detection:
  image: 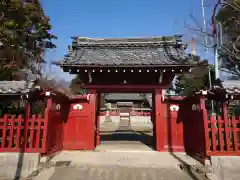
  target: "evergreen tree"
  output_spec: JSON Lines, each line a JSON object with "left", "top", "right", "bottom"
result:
{"left": 175, "top": 62, "right": 215, "bottom": 96}
{"left": 0, "top": 0, "right": 56, "bottom": 80}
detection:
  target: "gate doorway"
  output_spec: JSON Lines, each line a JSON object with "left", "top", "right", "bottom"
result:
{"left": 96, "top": 92, "right": 155, "bottom": 152}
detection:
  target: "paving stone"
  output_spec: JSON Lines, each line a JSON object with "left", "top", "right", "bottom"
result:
{"left": 46, "top": 165, "right": 196, "bottom": 180}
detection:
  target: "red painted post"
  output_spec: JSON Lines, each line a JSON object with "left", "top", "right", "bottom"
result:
{"left": 217, "top": 115, "right": 224, "bottom": 151}
{"left": 29, "top": 115, "right": 36, "bottom": 149}
{"left": 35, "top": 114, "right": 42, "bottom": 150}
{"left": 88, "top": 89, "right": 97, "bottom": 150}
{"left": 23, "top": 103, "right": 31, "bottom": 151}
{"left": 16, "top": 115, "right": 22, "bottom": 149}
{"left": 210, "top": 116, "right": 217, "bottom": 152}
{"left": 42, "top": 98, "right": 52, "bottom": 153}
{"left": 153, "top": 88, "right": 165, "bottom": 151}
{"left": 9, "top": 116, "right": 14, "bottom": 148}
{"left": 1, "top": 115, "right": 8, "bottom": 149}
{"left": 200, "top": 96, "right": 210, "bottom": 154}
{"left": 96, "top": 114, "right": 100, "bottom": 146}
{"left": 222, "top": 102, "right": 231, "bottom": 151}
{"left": 232, "top": 116, "right": 239, "bottom": 151}
{"left": 96, "top": 93, "right": 100, "bottom": 146}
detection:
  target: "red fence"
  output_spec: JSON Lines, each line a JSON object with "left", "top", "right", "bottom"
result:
{"left": 180, "top": 95, "right": 240, "bottom": 158}
{"left": 205, "top": 115, "right": 240, "bottom": 156}
{"left": 175, "top": 96, "right": 207, "bottom": 160}
{"left": 0, "top": 114, "right": 46, "bottom": 153}
{"left": 0, "top": 97, "right": 66, "bottom": 154}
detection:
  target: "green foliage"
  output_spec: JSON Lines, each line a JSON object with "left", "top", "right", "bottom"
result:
{"left": 0, "top": 1, "right": 56, "bottom": 115}
{"left": 175, "top": 63, "right": 215, "bottom": 96}
{"left": 229, "top": 105, "right": 240, "bottom": 116}
{"left": 0, "top": 0, "right": 56, "bottom": 80}
{"left": 0, "top": 99, "right": 25, "bottom": 116}
{"left": 69, "top": 75, "right": 88, "bottom": 94}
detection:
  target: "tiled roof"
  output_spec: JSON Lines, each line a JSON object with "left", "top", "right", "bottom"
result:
{"left": 105, "top": 93, "right": 145, "bottom": 101}
{"left": 55, "top": 36, "right": 198, "bottom": 67}
{"left": 222, "top": 80, "right": 240, "bottom": 94}
{"left": 0, "top": 81, "right": 35, "bottom": 94}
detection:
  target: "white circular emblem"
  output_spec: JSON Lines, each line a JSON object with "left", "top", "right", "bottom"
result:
{"left": 192, "top": 104, "right": 200, "bottom": 111}
{"left": 192, "top": 104, "right": 197, "bottom": 111}
{"left": 170, "top": 105, "right": 179, "bottom": 111}
{"left": 56, "top": 104, "right": 60, "bottom": 110}
{"left": 73, "top": 104, "right": 83, "bottom": 110}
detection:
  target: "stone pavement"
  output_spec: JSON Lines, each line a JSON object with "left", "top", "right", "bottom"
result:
{"left": 30, "top": 151, "right": 207, "bottom": 180}
{"left": 32, "top": 165, "right": 195, "bottom": 180}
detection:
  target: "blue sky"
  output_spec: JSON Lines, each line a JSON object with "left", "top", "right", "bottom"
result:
{"left": 41, "top": 0, "right": 214, "bottom": 81}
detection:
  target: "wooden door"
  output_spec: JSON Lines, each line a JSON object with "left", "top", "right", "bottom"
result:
{"left": 164, "top": 103, "right": 184, "bottom": 152}
{"left": 63, "top": 96, "right": 96, "bottom": 150}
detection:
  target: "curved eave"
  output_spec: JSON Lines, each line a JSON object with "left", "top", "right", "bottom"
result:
{"left": 53, "top": 62, "right": 198, "bottom": 68}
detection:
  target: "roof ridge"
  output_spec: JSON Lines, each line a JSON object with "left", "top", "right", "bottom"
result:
{"left": 71, "top": 35, "right": 183, "bottom": 46}
{"left": 72, "top": 35, "right": 182, "bottom": 39}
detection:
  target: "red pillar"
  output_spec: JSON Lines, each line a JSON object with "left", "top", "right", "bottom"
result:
{"left": 153, "top": 88, "right": 165, "bottom": 151}
{"left": 23, "top": 102, "right": 31, "bottom": 151}
{"left": 88, "top": 89, "right": 97, "bottom": 150}
{"left": 95, "top": 92, "right": 100, "bottom": 146}
{"left": 42, "top": 98, "right": 52, "bottom": 153}
{"left": 200, "top": 95, "right": 210, "bottom": 154}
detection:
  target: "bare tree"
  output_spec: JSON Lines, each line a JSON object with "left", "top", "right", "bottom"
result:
{"left": 185, "top": 0, "right": 240, "bottom": 76}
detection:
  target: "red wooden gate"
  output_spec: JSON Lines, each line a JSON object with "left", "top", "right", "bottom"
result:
{"left": 44, "top": 95, "right": 68, "bottom": 155}
{"left": 178, "top": 96, "right": 206, "bottom": 159}
{"left": 164, "top": 100, "right": 184, "bottom": 152}
{"left": 63, "top": 94, "right": 96, "bottom": 150}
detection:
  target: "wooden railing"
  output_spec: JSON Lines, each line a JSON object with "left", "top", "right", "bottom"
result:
{"left": 0, "top": 114, "right": 46, "bottom": 153}
{"left": 0, "top": 109, "right": 64, "bottom": 155}
{"left": 205, "top": 115, "right": 240, "bottom": 156}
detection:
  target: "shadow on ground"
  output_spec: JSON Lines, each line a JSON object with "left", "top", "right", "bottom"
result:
{"left": 100, "top": 130, "right": 154, "bottom": 149}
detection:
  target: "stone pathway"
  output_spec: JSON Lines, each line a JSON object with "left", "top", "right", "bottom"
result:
{"left": 117, "top": 118, "right": 131, "bottom": 131}
{"left": 30, "top": 151, "right": 207, "bottom": 180}
{"left": 35, "top": 165, "right": 195, "bottom": 180}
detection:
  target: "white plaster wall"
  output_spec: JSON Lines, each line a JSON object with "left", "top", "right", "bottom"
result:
{"left": 100, "top": 116, "right": 152, "bottom": 126}
{"left": 0, "top": 153, "right": 40, "bottom": 179}
{"left": 99, "top": 116, "right": 153, "bottom": 132}
{"left": 130, "top": 116, "right": 153, "bottom": 131}
{"left": 211, "top": 156, "right": 240, "bottom": 180}
{"left": 130, "top": 116, "right": 152, "bottom": 126}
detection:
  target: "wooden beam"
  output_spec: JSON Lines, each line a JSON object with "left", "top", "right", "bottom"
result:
{"left": 83, "top": 84, "right": 170, "bottom": 93}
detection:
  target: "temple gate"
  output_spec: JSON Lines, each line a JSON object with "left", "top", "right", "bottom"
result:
{"left": 55, "top": 36, "right": 198, "bottom": 151}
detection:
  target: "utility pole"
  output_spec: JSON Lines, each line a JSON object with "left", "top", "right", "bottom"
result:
{"left": 201, "top": 0, "right": 208, "bottom": 49}
{"left": 214, "top": 37, "right": 219, "bottom": 79}
{"left": 201, "top": 0, "right": 216, "bottom": 115}
{"left": 212, "top": 0, "right": 221, "bottom": 80}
